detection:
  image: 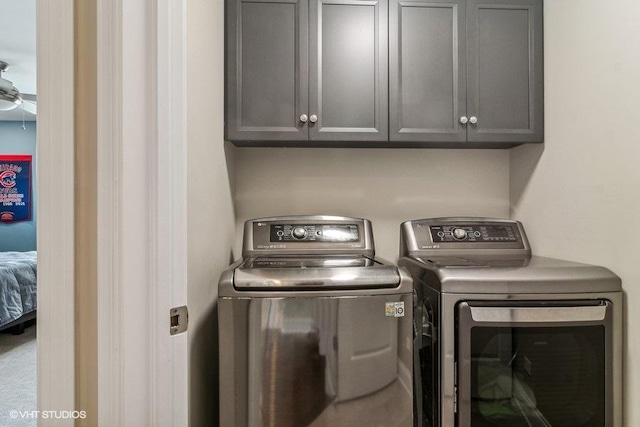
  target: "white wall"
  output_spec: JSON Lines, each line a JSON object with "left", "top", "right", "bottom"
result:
{"left": 186, "top": 0, "right": 236, "bottom": 426}
{"left": 510, "top": 0, "right": 640, "bottom": 424}
{"left": 235, "top": 148, "right": 510, "bottom": 261}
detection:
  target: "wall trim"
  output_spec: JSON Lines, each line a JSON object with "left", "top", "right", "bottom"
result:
{"left": 37, "top": 0, "right": 76, "bottom": 425}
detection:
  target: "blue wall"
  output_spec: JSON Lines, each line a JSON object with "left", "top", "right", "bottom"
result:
{"left": 0, "top": 121, "right": 37, "bottom": 251}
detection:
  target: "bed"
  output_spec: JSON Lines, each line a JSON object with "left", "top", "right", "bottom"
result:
{"left": 0, "top": 251, "right": 37, "bottom": 333}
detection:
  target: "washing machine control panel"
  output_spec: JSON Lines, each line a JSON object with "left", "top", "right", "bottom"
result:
{"left": 245, "top": 216, "right": 374, "bottom": 257}
{"left": 269, "top": 223, "right": 360, "bottom": 243}
{"left": 429, "top": 224, "right": 518, "bottom": 243}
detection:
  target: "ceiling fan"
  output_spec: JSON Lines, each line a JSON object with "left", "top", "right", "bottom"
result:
{"left": 0, "top": 61, "right": 36, "bottom": 115}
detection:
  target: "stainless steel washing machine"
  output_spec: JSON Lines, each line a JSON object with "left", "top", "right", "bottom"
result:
{"left": 398, "top": 217, "right": 622, "bottom": 427}
{"left": 219, "top": 216, "right": 414, "bottom": 427}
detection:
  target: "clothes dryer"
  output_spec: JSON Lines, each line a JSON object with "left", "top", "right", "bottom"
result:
{"left": 398, "top": 217, "right": 622, "bottom": 427}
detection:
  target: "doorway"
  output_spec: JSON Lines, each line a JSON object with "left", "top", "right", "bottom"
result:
{"left": 0, "top": 1, "right": 38, "bottom": 425}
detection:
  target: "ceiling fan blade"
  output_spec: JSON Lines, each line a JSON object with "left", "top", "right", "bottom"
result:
{"left": 0, "top": 77, "right": 14, "bottom": 93}
{"left": 21, "top": 93, "right": 37, "bottom": 103}
{"left": 20, "top": 100, "right": 37, "bottom": 116}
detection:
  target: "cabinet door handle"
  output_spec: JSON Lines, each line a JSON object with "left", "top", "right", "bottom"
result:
{"left": 459, "top": 116, "right": 468, "bottom": 124}
{"left": 309, "top": 114, "right": 318, "bottom": 123}
{"left": 469, "top": 116, "right": 478, "bottom": 124}
{"left": 299, "top": 114, "right": 308, "bottom": 123}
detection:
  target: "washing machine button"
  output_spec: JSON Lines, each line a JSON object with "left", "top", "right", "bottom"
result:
{"left": 453, "top": 228, "right": 467, "bottom": 240}
{"left": 292, "top": 226, "right": 307, "bottom": 239}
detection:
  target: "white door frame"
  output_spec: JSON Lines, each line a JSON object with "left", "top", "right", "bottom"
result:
{"left": 95, "top": 0, "right": 189, "bottom": 426}
{"left": 37, "top": 1, "right": 76, "bottom": 424}
{"left": 154, "top": 0, "right": 189, "bottom": 424}
{"left": 37, "top": 0, "right": 188, "bottom": 425}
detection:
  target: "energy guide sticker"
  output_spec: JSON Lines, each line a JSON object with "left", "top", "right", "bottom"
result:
{"left": 385, "top": 302, "right": 405, "bottom": 317}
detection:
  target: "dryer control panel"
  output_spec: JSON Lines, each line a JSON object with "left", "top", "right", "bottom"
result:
{"left": 429, "top": 224, "right": 518, "bottom": 243}
{"left": 400, "top": 217, "right": 531, "bottom": 258}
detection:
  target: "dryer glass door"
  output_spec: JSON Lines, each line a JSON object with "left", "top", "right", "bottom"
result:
{"left": 455, "top": 300, "right": 612, "bottom": 427}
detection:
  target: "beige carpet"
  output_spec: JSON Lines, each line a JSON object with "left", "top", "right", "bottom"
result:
{"left": 0, "top": 324, "right": 37, "bottom": 427}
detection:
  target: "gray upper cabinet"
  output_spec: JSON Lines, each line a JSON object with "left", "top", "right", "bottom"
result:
{"left": 228, "top": 0, "right": 543, "bottom": 147}
{"left": 226, "top": 0, "right": 309, "bottom": 142}
{"left": 389, "top": 0, "right": 467, "bottom": 144}
{"left": 389, "top": 0, "right": 543, "bottom": 146}
{"left": 309, "top": 0, "right": 388, "bottom": 142}
{"left": 467, "top": 0, "right": 543, "bottom": 144}
{"left": 226, "top": 0, "right": 388, "bottom": 145}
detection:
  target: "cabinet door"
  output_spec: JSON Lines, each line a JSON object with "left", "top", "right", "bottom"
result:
{"left": 466, "top": 0, "right": 543, "bottom": 144}
{"left": 389, "top": 0, "right": 467, "bottom": 144}
{"left": 309, "top": 0, "right": 388, "bottom": 142}
{"left": 226, "top": 0, "right": 309, "bottom": 141}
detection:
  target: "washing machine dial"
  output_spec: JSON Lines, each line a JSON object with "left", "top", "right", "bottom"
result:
{"left": 453, "top": 228, "right": 467, "bottom": 240}
{"left": 292, "top": 226, "right": 307, "bottom": 240}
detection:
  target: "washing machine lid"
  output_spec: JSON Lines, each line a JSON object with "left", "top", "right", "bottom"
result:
{"left": 406, "top": 255, "right": 621, "bottom": 294}
{"left": 233, "top": 255, "right": 401, "bottom": 290}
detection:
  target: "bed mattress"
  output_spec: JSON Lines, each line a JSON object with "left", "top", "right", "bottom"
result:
{"left": 0, "top": 251, "right": 37, "bottom": 329}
